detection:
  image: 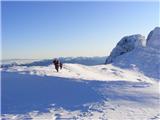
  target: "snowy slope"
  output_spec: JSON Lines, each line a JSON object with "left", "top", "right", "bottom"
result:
{"left": 1, "top": 27, "right": 160, "bottom": 120}
{"left": 112, "top": 47, "right": 160, "bottom": 80}
{"left": 1, "top": 62, "right": 159, "bottom": 120}
{"left": 2, "top": 63, "right": 154, "bottom": 83}
{"left": 1, "top": 69, "right": 159, "bottom": 120}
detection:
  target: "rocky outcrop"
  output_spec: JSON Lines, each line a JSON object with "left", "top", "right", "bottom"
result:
{"left": 105, "top": 27, "right": 160, "bottom": 79}
{"left": 105, "top": 34, "right": 145, "bottom": 64}
{"left": 146, "top": 27, "right": 160, "bottom": 49}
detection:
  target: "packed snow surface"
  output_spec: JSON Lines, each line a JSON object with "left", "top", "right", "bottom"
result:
{"left": 113, "top": 47, "right": 160, "bottom": 80}
{"left": 2, "top": 63, "right": 154, "bottom": 83}
{"left": 1, "top": 61, "right": 160, "bottom": 120}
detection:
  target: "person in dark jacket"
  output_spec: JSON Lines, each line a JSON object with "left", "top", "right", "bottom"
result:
{"left": 59, "top": 62, "right": 63, "bottom": 69}
{"left": 53, "top": 58, "right": 59, "bottom": 72}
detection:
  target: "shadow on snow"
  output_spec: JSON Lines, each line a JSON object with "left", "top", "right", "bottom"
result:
{"left": 2, "top": 72, "right": 103, "bottom": 114}
{"left": 1, "top": 71, "right": 156, "bottom": 115}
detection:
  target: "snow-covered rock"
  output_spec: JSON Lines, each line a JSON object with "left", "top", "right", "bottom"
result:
{"left": 146, "top": 27, "right": 160, "bottom": 49}
{"left": 105, "top": 27, "right": 160, "bottom": 80}
{"left": 105, "top": 34, "right": 145, "bottom": 64}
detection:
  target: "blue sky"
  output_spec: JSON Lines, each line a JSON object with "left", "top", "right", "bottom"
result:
{"left": 2, "top": 1, "right": 159, "bottom": 59}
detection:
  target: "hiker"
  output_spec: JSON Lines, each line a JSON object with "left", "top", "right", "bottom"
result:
{"left": 59, "top": 62, "right": 63, "bottom": 69}
{"left": 53, "top": 58, "right": 59, "bottom": 72}
{"left": 53, "top": 58, "right": 63, "bottom": 72}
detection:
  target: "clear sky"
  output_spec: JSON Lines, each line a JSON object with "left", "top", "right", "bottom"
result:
{"left": 2, "top": 1, "right": 159, "bottom": 59}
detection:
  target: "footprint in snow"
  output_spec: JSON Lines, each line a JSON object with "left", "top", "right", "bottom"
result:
{"left": 137, "top": 78, "right": 142, "bottom": 81}
{"left": 101, "top": 68, "right": 107, "bottom": 70}
{"left": 150, "top": 114, "right": 160, "bottom": 120}
{"left": 110, "top": 108, "right": 115, "bottom": 111}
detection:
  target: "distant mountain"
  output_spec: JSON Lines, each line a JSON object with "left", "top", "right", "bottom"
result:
{"left": 59, "top": 56, "right": 106, "bottom": 66}
{"left": 1, "top": 56, "right": 106, "bottom": 68}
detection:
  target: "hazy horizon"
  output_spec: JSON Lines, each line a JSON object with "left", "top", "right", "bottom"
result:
{"left": 2, "top": 1, "right": 159, "bottom": 59}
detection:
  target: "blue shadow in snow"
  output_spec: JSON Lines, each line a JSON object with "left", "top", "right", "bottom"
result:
{"left": 2, "top": 71, "right": 156, "bottom": 115}
{"left": 1, "top": 72, "right": 103, "bottom": 114}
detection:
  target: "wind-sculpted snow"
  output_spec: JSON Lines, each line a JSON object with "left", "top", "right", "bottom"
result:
{"left": 1, "top": 72, "right": 103, "bottom": 114}
{"left": 113, "top": 47, "right": 160, "bottom": 80}
{"left": 1, "top": 62, "right": 159, "bottom": 119}
{"left": 1, "top": 63, "right": 154, "bottom": 83}
{"left": 1, "top": 71, "right": 159, "bottom": 120}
